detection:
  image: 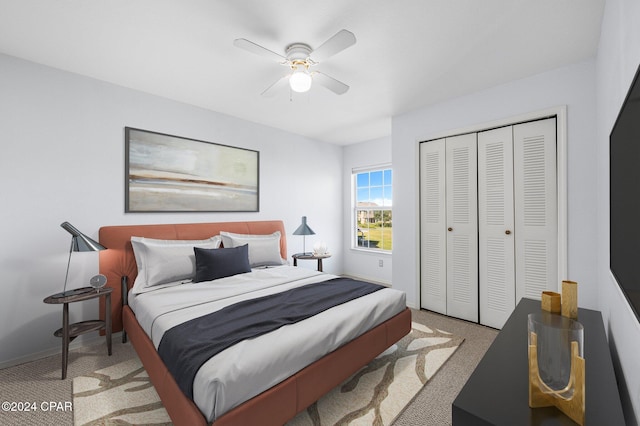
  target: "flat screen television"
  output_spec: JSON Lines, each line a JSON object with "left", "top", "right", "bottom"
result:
{"left": 610, "top": 61, "right": 640, "bottom": 324}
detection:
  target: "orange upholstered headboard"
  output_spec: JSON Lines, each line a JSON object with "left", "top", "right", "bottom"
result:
{"left": 98, "top": 220, "right": 287, "bottom": 333}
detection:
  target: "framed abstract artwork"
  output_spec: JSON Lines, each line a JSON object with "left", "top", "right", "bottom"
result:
{"left": 125, "top": 127, "right": 259, "bottom": 212}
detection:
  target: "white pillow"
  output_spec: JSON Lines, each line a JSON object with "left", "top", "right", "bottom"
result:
{"left": 130, "top": 235, "right": 222, "bottom": 294}
{"left": 220, "top": 231, "right": 285, "bottom": 267}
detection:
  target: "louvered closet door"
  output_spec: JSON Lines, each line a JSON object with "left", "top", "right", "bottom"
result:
{"left": 513, "top": 118, "right": 557, "bottom": 302}
{"left": 445, "top": 134, "right": 478, "bottom": 322}
{"left": 420, "top": 139, "right": 447, "bottom": 314}
{"left": 478, "top": 126, "right": 515, "bottom": 329}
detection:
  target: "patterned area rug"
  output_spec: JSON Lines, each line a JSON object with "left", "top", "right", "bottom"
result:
{"left": 72, "top": 323, "right": 463, "bottom": 425}
{"left": 72, "top": 357, "right": 171, "bottom": 426}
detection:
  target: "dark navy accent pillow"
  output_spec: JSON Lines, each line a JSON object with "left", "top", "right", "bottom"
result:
{"left": 193, "top": 244, "right": 251, "bottom": 282}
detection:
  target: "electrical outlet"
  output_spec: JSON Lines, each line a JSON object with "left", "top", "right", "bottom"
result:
{"left": 378, "top": 259, "right": 383, "bottom": 267}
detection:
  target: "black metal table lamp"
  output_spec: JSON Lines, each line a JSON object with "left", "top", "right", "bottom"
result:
{"left": 51, "top": 222, "right": 107, "bottom": 298}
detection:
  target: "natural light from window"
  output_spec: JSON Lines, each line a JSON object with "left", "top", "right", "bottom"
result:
{"left": 354, "top": 167, "right": 392, "bottom": 251}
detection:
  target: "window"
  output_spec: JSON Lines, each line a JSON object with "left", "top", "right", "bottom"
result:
{"left": 354, "top": 167, "right": 392, "bottom": 251}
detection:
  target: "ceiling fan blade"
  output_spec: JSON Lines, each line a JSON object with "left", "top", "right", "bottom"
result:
{"left": 313, "top": 71, "right": 349, "bottom": 95}
{"left": 309, "top": 29, "right": 356, "bottom": 63}
{"left": 233, "top": 38, "right": 287, "bottom": 63}
{"left": 261, "top": 74, "right": 291, "bottom": 97}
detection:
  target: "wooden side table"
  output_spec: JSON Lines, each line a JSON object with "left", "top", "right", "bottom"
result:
{"left": 43, "top": 287, "right": 112, "bottom": 379}
{"left": 292, "top": 253, "right": 331, "bottom": 272}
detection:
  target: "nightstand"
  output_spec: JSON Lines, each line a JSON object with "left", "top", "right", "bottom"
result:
{"left": 43, "top": 287, "right": 112, "bottom": 379}
{"left": 292, "top": 253, "right": 331, "bottom": 272}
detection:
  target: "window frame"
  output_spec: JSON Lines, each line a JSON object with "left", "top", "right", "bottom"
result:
{"left": 352, "top": 165, "right": 392, "bottom": 253}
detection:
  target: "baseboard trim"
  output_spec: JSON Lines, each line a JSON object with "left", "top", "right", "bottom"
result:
{"left": 0, "top": 331, "right": 123, "bottom": 370}
{"left": 341, "top": 274, "right": 391, "bottom": 287}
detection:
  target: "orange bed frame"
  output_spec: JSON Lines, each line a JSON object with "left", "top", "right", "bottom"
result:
{"left": 99, "top": 220, "right": 411, "bottom": 426}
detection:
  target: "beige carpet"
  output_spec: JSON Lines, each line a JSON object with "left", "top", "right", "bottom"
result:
{"left": 72, "top": 323, "right": 463, "bottom": 425}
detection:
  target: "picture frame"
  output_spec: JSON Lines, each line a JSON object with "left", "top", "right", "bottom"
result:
{"left": 125, "top": 127, "right": 259, "bottom": 212}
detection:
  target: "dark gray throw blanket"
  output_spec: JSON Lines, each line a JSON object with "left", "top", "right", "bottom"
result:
{"left": 157, "top": 277, "right": 384, "bottom": 399}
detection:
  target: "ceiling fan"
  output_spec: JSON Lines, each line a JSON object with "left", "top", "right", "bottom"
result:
{"left": 233, "top": 29, "right": 356, "bottom": 97}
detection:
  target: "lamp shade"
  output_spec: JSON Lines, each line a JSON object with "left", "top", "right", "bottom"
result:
{"left": 293, "top": 216, "right": 315, "bottom": 236}
{"left": 51, "top": 222, "right": 107, "bottom": 299}
{"left": 61, "top": 222, "right": 106, "bottom": 252}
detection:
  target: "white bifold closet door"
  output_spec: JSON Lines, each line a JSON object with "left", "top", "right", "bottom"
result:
{"left": 420, "top": 139, "right": 447, "bottom": 314}
{"left": 478, "top": 118, "right": 557, "bottom": 328}
{"left": 420, "top": 134, "right": 478, "bottom": 322}
{"left": 421, "top": 117, "right": 557, "bottom": 329}
{"left": 478, "top": 126, "right": 516, "bottom": 329}
{"left": 445, "top": 134, "right": 478, "bottom": 322}
{"left": 513, "top": 118, "right": 558, "bottom": 303}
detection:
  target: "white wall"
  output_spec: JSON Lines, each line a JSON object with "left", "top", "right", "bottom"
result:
{"left": 391, "top": 59, "right": 598, "bottom": 312}
{"left": 342, "top": 136, "right": 392, "bottom": 284}
{"left": 596, "top": 0, "right": 640, "bottom": 423}
{"left": 0, "top": 53, "right": 343, "bottom": 367}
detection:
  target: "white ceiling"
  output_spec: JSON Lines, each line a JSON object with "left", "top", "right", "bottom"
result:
{"left": 0, "top": 0, "right": 604, "bottom": 145}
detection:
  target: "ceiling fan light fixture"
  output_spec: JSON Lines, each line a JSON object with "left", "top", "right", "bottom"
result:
{"left": 234, "top": 30, "right": 356, "bottom": 97}
{"left": 289, "top": 68, "right": 312, "bottom": 93}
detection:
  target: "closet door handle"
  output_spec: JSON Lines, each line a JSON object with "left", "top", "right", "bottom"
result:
{"left": 505, "top": 230, "right": 511, "bottom": 235}
{"left": 448, "top": 227, "right": 453, "bottom": 232}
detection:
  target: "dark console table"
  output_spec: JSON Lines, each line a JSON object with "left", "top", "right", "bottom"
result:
{"left": 453, "top": 298, "right": 625, "bottom": 425}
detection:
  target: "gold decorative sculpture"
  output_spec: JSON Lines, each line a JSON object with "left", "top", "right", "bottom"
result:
{"left": 562, "top": 280, "right": 578, "bottom": 319}
{"left": 541, "top": 291, "right": 561, "bottom": 314}
{"left": 529, "top": 281, "right": 585, "bottom": 425}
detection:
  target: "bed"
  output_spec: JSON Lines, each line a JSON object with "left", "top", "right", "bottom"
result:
{"left": 98, "top": 220, "right": 411, "bottom": 426}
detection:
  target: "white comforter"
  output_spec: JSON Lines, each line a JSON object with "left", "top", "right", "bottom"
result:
{"left": 129, "top": 266, "right": 406, "bottom": 422}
